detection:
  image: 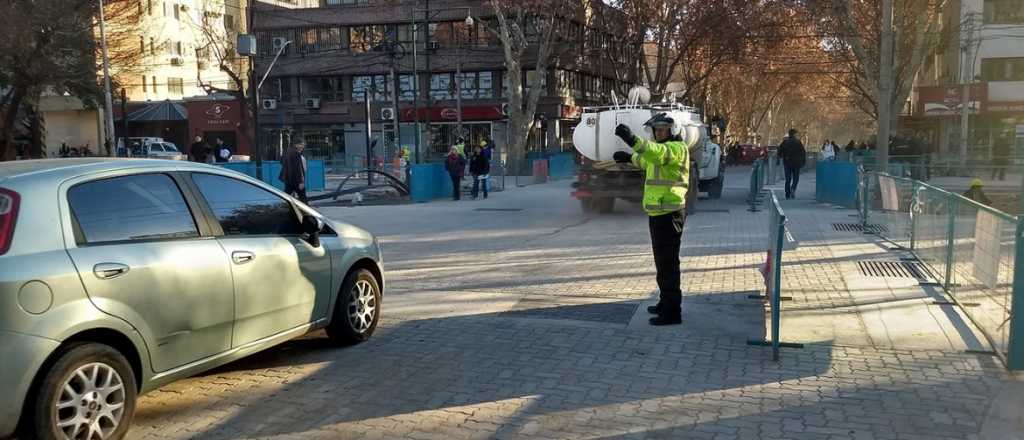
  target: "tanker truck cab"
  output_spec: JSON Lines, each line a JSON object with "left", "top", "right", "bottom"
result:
{"left": 695, "top": 136, "right": 725, "bottom": 199}
{"left": 571, "top": 103, "right": 712, "bottom": 213}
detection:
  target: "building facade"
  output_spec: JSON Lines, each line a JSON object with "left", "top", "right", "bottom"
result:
{"left": 251, "top": 0, "right": 639, "bottom": 166}
{"left": 907, "top": 0, "right": 1024, "bottom": 159}
{"left": 123, "top": 0, "right": 249, "bottom": 101}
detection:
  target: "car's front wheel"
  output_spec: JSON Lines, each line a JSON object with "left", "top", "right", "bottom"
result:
{"left": 326, "top": 268, "right": 381, "bottom": 345}
{"left": 29, "top": 342, "right": 137, "bottom": 440}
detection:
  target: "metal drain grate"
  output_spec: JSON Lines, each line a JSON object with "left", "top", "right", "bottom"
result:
{"left": 833, "top": 223, "right": 888, "bottom": 233}
{"left": 475, "top": 208, "right": 524, "bottom": 212}
{"left": 857, "top": 260, "right": 931, "bottom": 279}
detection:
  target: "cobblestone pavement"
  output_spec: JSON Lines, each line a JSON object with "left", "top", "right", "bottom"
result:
{"left": 128, "top": 169, "right": 1021, "bottom": 440}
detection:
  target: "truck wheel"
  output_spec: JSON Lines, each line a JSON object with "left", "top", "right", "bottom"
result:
{"left": 594, "top": 197, "right": 615, "bottom": 213}
{"left": 711, "top": 174, "right": 724, "bottom": 199}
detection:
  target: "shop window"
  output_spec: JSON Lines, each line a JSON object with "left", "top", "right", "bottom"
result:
{"left": 984, "top": 0, "right": 1024, "bottom": 24}
{"left": 430, "top": 73, "right": 454, "bottom": 100}
{"left": 981, "top": 57, "right": 1024, "bottom": 82}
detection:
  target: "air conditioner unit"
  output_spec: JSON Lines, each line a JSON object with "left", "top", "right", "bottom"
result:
{"left": 380, "top": 107, "right": 395, "bottom": 121}
{"left": 169, "top": 57, "right": 184, "bottom": 66}
{"left": 272, "top": 37, "right": 288, "bottom": 51}
{"left": 261, "top": 98, "right": 278, "bottom": 110}
{"left": 305, "top": 98, "right": 321, "bottom": 109}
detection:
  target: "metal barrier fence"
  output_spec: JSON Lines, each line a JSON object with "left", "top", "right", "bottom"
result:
{"left": 748, "top": 158, "right": 766, "bottom": 211}
{"left": 862, "top": 171, "right": 1024, "bottom": 369}
{"left": 747, "top": 189, "right": 795, "bottom": 360}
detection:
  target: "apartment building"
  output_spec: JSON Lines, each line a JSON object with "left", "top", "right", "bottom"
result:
{"left": 251, "top": 0, "right": 640, "bottom": 164}
{"left": 907, "top": 0, "right": 1024, "bottom": 158}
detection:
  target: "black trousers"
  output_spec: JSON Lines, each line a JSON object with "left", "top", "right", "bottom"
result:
{"left": 649, "top": 211, "right": 684, "bottom": 317}
{"left": 285, "top": 183, "right": 307, "bottom": 203}
{"left": 451, "top": 175, "right": 461, "bottom": 200}
{"left": 784, "top": 166, "right": 801, "bottom": 198}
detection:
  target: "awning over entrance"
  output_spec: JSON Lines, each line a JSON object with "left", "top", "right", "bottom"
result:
{"left": 125, "top": 100, "right": 188, "bottom": 122}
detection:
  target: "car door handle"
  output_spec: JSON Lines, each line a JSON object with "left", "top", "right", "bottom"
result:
{"left": 93, "top": 263, "right": 130, "bottom": 280}
{"left": 232, "top": 251, "right": 255, "bottom": 265}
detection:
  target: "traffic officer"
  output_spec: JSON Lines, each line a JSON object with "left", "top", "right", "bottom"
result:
{"left": 613, "top": 113, "right": 690, "bottom": 326}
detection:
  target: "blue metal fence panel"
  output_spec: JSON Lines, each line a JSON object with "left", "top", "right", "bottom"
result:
{"left": 815, "top": 161, "right": 859, "bottom": 208}
{"left": 215, "top": 160, "right": 325, "bottom": 192}
{"left": 410, "top": 163, "right": 452, "bottom": 202}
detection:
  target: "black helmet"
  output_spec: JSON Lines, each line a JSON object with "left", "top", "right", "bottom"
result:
{"left": 643, "top": 112, "right": 675, "bottom": 128}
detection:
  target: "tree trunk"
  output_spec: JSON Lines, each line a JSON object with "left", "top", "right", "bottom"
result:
{"left": 29, "top": 107, "right": 44, "bottom": 158}
{"left": 0, "top": 86, "right": 26, "bottom": 161}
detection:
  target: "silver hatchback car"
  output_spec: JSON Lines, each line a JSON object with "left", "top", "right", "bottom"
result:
{"left": 0, "top": 159, "right": 384, "bottom": 440}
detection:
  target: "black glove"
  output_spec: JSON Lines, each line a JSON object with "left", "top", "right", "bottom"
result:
{"left": 613, "top": 151, "right": 632, "bottom": 163}
{"left": 615, "top": 124, "right": 636, "bottom": 146}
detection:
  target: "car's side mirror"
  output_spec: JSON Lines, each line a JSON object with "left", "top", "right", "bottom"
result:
{"left": 301, "top": 214, "right": 324, "bottom": 247}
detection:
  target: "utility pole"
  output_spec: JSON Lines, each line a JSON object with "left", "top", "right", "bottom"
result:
{"left": 389, "top": 42, "right": 403, "bottom": 160}
{"left": 246, "top": 0, "right": 262, "bottom": 178}
{"left": 120, "top": 88, "right": 128, "bottom": 155}
{"left": 365, "top": 92, "right": 373, "bottom": 186}
{"left": 410, "top": 8, "right": 421, "bottom": 163}
{"left": 876, "top": 0, "right": 894, "bottom": 173}
{"left": 959, "top": 13, "right": 976, "bottom": 161}
{"left": 97, "top": 0, "right": 117, "bottom": 157}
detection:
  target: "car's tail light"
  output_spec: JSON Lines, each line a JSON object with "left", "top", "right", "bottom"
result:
{"left": 0, "top": 188, "right": 20, "bottom": 255}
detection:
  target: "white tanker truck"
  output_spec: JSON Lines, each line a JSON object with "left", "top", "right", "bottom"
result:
{"left": 570, "top": 102, "right": 724, "bottom": 214}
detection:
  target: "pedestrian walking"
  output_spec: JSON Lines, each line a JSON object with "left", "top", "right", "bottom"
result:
{"left": 190, "top": 136, "right": 211, "bottom": 163}
{"left": 821, "top": 139, "right": 836, "bottom": 161}
{"left": 279, "top": 141, "right": 308, "bottom": 203}
{"left": 214, "top": 138, "right": 232, "bottom": 163}
{"left": 963, "top": 179, "right": 992, "bottom": 205}
{"left": 470, "top": 145, "right": 490, "bottom": 199}
{"left": 445, "top": 146, "right": 466, "bottom": 201}
{"left": 612, "top": 113, "right": 689, "bottom": 326}
{"left": 991, "top": 134, "right": 1011, "bottom": 181}
{"left": 778, "top": 128, "right": 806, "bottom": 199}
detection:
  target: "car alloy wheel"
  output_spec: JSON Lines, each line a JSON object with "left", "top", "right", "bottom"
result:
{"left": 347, "top": 279, "right": 377, "bottom": 333}
{"left": 55, "top": 362, "right": 127, "bottom": 440}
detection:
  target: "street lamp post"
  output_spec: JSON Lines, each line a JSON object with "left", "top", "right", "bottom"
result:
{"left": 97, "top": 1, "right": 117, "bottom": 156}
{"left": 253, "top": 40, "right": 292, "bottom": 178}
{"left": 410, "top": 5, "right": 473, "bottom": 162}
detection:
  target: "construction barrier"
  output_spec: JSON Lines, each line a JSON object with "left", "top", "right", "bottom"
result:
{"left": 748, "top": 190, "right": 794, "bottom": 360}
{"left": 815, "top": 161, "right": 860, "bottom": 208}
{"left": 862, "top": 171, "right": 1024, "bottom": 370}
{"left": 409, "top": 163, "right": 453, "bottom": 202}
{"left": 217, "top": 160, "right": 326, "bottom": 192}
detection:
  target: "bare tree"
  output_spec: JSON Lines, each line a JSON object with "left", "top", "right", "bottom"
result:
{"left": 808, "top": 0, "right": 951, "bottom": 132}
{"left": 486, "top": 0, "right": 573, "bottom": 174}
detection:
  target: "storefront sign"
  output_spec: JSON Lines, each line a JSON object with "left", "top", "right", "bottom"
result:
{"left": 917, "top": 83, "right": 987, "bottom": 116}
{"left": 986, "top": 101, "right": 1024, "bottom": 113}
{"left": 401, "top": 105, "right": 505, "bottom": 121}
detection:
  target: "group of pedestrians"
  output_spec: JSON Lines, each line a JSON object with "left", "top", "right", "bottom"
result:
{"left": 189, "top": 136, "right": 233, "bottom": 163}
{"left": 445, "top": 138, "right": 494, "bottom": 201}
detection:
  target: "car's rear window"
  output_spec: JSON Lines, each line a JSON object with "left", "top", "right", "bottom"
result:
{"left": 68, "top": 174, "right": 199, "bottom": 244}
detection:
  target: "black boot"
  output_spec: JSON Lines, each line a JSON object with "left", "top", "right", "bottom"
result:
{"left": 646, "top": 304, "right": 661, "bottom": 314}
{"left": 649, "top": 313, "right": 682, "bottom": 326}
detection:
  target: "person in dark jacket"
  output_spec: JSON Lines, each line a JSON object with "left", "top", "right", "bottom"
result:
{"left": 963, "top": 179, "right": 992, "bottom": 205}
{"left": 778, "top": 128, "right": 807, "bottom": 199}
{"left": 279, "top": 141, "right": 308, "bottom": 203}
{"left": 445, "top": 146, "right": 466, "bottom": 201}
{"left": 470, "top": 145, "right": 490, "bottom": 199}
{"left": 190, "top": 136, "right": 211, "bottom": 163}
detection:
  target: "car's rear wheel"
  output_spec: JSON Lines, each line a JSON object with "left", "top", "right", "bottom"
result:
{"left": 326, "top": 268, "right": 381, "bottom": 345}
{"left": 29, "top": 343, "right": 137, "bottom": 440}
